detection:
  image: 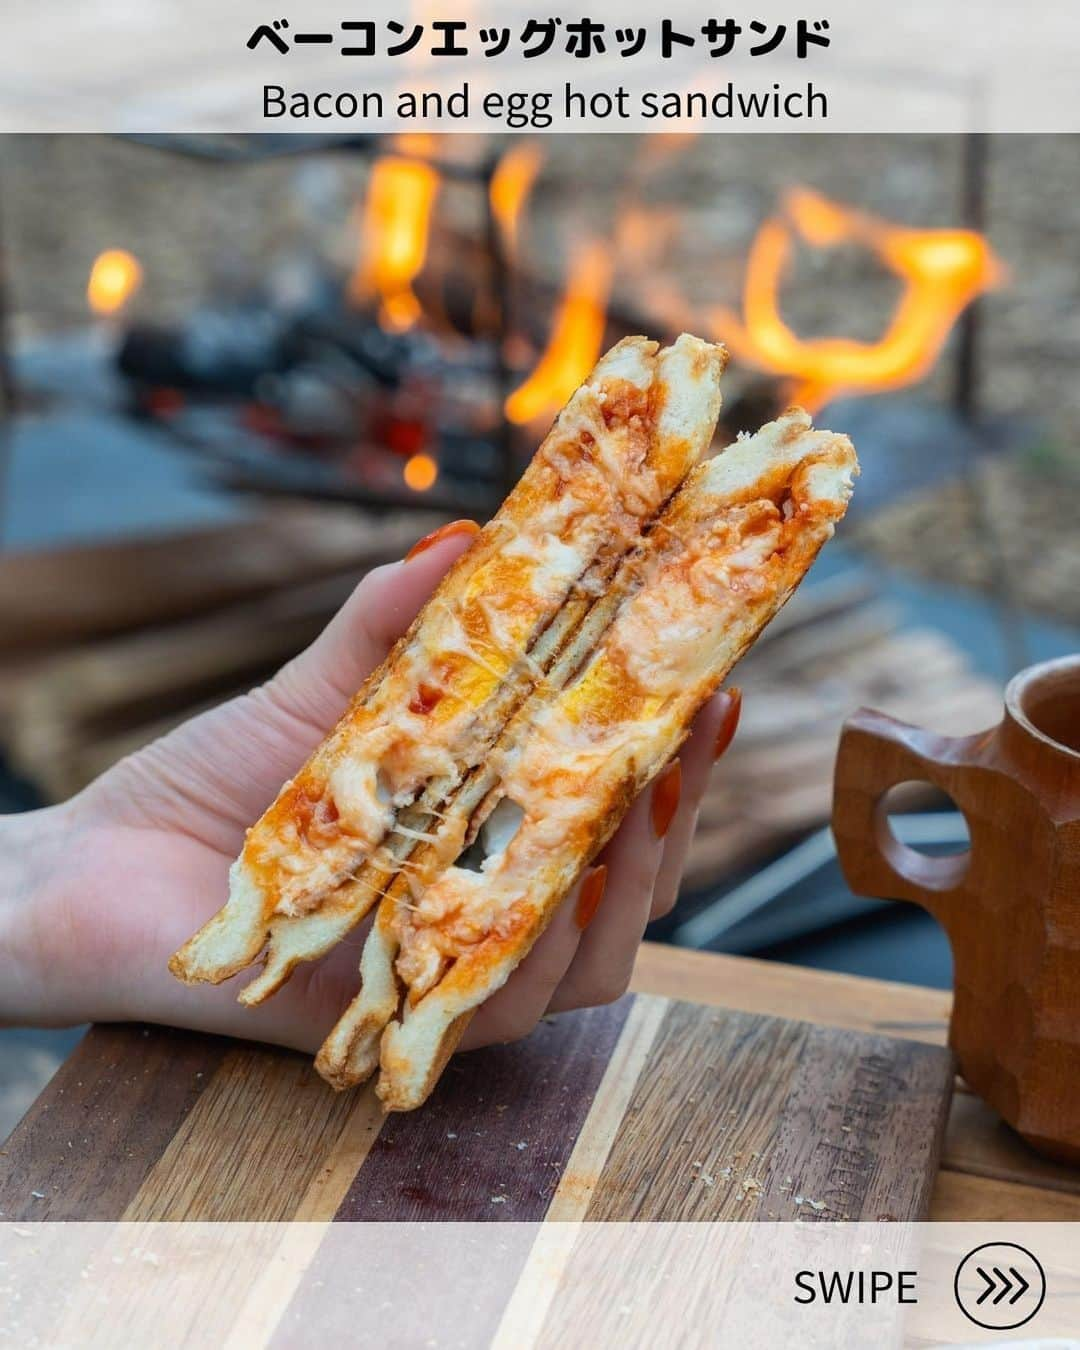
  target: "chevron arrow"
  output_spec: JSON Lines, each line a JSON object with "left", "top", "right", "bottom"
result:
{"left": 1007, "top": 1267, "right": 1030, "bottom": 1305}
{"left": 975, "top": 1265, "right": 1030, "bottom": 1306}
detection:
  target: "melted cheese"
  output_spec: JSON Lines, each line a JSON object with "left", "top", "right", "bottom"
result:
{"left": 391, "top": 415, "right": 857, "bottom": 988}
{"left": 328, "top": 760, "right": 393, "bottom": 843}
{"left": 235, "top": 336, "right": 727, "bottom": 925}
{"left": 501, "top": 527, "right": 585, "bottom": 589}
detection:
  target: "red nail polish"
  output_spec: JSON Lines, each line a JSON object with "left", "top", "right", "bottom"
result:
{"left": 405, "top": 518, "right": 481, "bottom": 562}
{"left": 713, "top": 687, "right": 742, "bottom": 760}
{"left": 651, "top": 760, "right": 682, "bottom": 840}
{"left": 575, "top": 865, "right": 609, "bottom": 930}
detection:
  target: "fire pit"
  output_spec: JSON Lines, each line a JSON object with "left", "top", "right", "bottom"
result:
{"left": 1, "top": 131, "right": 1007, "bottom": 529}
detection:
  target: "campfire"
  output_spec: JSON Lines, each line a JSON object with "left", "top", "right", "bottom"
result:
{"left": 94, "top": 135, "right": 1005, "bottom": 519}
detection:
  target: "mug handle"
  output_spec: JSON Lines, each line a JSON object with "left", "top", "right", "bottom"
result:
{"left": 833, "top": 707, "right": 983, "bottom": 916}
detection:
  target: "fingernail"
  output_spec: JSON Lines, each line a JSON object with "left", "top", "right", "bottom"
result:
{"left": 405, "top": 518, "right": 481, "bottom": 562}
{"left": 575, "top": 864, "right": 608, "bottom": 930}
{"left": 713, "top": 687, "right": 742, "bottom": 760}
{"left": 651, "top": 759, "right": 682, "bottom": 840}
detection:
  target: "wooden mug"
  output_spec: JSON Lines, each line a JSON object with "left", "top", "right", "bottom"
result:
{"left": 833, "top": 654, "right": 1080, "bottom": 1164}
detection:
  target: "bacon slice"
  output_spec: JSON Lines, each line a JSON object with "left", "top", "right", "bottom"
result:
{"left": 317, "top": 408, "right": 857, "bottom": 1107}
{"left": 169, "top": 335, "right": 727, "bottom": 989}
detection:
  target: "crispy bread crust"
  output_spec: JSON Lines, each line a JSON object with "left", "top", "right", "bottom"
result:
{"left": 171, "top": 335, "right": 727, "bottom": 989}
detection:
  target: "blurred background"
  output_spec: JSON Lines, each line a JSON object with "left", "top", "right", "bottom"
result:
{"left": 2, "top": 132, "right": 1078, "bottom": 1139}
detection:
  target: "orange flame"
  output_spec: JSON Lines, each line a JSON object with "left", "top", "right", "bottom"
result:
{"left": 490, "top": 143, "right": 544, "bottom": 258}
{"left": 505, "top": 240, "right": 612, "bottom": 426}
{"left": 351, "top": 135, "right": 440, "bottom": 332}
{"left": 87, "top": 249, "right": 143, "bottom": 316}
{"left": 711, "top": 187, "right": 1006, "bottom": 410}
{"left": 403, "top": 452, "right": 438, "bottom": 491}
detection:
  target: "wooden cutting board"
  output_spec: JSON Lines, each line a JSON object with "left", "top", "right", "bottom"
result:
{"left": 0, "top": 994, "right": 953, "bottom": 1223}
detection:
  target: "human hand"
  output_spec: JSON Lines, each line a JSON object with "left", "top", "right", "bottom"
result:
{"left": 1, "top": 521, "right": 739, "bottom": 1058}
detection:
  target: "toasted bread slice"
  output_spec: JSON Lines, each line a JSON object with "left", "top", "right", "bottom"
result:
{"left": 314, "top": 570, "right": 645, "bottom": 1087}
{"left": 170, "top": 335, "right": 727, "bottom": 989}
{"left": 318, "top": 409, "right": 858, "bottom": 1106}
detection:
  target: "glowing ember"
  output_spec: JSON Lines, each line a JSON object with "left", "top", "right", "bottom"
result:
{"left": 87, "top": 249, "right": 143, "bottom": 316}
{"left": 403, "top": 452, "right": 439, "bottom": 491}
{"left": 711, "top": 187, "right": 1005, "bottom": 410}
{"left": 490, "top": 143, "right": 543, "bottom": 258}
{"left": 505, "top": 239, "right": 612, "bottom": 426}
{"left": 351, "top": 134, "right": 440, "bottom": 332}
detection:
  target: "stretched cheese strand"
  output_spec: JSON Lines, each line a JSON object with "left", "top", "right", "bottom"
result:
{"left": 171, "top": 335, "right": 726, "bottom": 987}
{"left": 319, "top": 408, "right": 857, "bottom": 1106}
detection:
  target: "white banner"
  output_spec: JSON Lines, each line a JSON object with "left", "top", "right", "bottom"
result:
{"left": 3, "top": 0, "right": 1080, "bottom": 133}
{"left": 2, "top": 1221, "right": 1077, "bottom": 1346}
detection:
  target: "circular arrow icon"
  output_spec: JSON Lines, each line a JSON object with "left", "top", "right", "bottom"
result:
{"left": 954, "top": 1242, "right": 1046, "bottom": 1330}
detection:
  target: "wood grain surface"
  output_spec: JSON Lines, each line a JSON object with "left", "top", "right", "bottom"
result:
{"left": 631, "top": 944, "right": 952, "bottom": 1043}
{"left": 0, "top": 1025, "right": 226, "bottom": 1221}
{"left": 943, "top": 1085, "right": 1080, "bottom": 1194}
{"left": 335, "top": 1000, "right": 633, "bottom": 1222}
{"left": 581, "top": 1001, "right": 950, "bottom": 1222}
{"left": 927, "top": 1169, "right": 1080, "bottom": 1222}
{"left": 122, "top": 1046, "right": 363, "bottom": 1222}
{"left": 0, "top": 984, "right": 952, "bottom": 1224}
{"left": 7, "top": 946, "right": 1077, "bottom": 1222}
